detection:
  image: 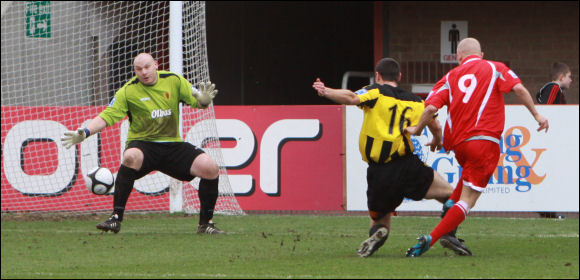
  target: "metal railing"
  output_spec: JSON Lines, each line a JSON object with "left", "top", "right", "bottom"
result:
{"left": 341, "top": 71, "right": 374, "bottom": 89}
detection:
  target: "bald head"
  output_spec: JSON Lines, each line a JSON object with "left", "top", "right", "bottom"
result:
{"left": 134, "top": 53, "right": 155, "bottom": 67}
{"left": 457, "top": 38, "right": 482, "bottom": 63}
{"left": 133, "top": 53, "right": 158, "bottom": 85}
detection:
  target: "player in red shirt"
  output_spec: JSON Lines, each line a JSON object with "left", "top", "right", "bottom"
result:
{"left": 404, "top": 38, "right": 549, "bottom": 257}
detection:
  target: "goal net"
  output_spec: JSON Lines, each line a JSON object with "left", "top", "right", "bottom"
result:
{"left": 1, "top": 1, "right": 244, "bottom": 216}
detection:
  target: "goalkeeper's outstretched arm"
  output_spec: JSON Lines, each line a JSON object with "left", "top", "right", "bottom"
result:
{"left": 61, "top": 116, "right": 107, "bottom": 149}
{"left": 192, "top": 81, "right": 218, "bottom": 109}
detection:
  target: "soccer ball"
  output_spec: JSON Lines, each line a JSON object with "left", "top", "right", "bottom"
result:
{"left": 85, "top": 167, "right": 114, "bottom": 195}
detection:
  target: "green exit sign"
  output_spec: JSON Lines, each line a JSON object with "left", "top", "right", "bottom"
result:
{"left": 26, "top": 1, "right": 51, "bottom": 38}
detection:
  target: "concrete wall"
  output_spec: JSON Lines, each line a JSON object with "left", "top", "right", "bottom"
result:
{"left": 1, "top": 2, "right": 169, "bottom": 106}
{"left": 1, "top": 2, "right": 93, "bottom": 106}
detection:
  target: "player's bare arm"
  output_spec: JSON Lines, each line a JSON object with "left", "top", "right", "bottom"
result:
{"left": 405, "top": 104, "right": 438, "bottom": 136}
{"left": 512, "top": 83, "right": 549, "bottom": 132}
{"left": 312, "top": 78, "right": 360, "bottom": 105}
{"left": 425, "top": 117, "right": 443, "bottom": 152}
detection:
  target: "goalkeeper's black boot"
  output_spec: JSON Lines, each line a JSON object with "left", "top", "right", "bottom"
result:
{"left": 197, "top": 222, "right": 226, "bottom": 234}
{"left": 96, "top": 214, "right": 121, "bottom": 234}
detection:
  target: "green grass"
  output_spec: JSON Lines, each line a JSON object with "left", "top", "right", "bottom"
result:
{"left": 1, "top": 214, "right": 578, "bottom": 279}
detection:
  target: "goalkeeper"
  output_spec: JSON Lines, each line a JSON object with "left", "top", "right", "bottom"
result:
{"left": 62, "top": 53, "right": 224, "bottom": 234}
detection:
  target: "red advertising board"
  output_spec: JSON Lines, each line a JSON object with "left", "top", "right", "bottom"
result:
{"left": 213, "top": 106, "right": 344, "bottom": 211}
{"left": 1, "top": 106, "right": 147, "bottom": 212}
{"left": 1, "top": 105, "right": 344, "bottom": 212}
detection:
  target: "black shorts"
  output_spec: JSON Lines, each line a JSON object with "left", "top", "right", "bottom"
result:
{"left": 126, "top": 140, "right": 205, "bottom": 181}
{"left": 366, "top": 154, "right": 434, "bottom": 214}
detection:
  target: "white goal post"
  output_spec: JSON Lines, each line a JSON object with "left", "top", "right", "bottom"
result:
{"left": 1, "top": 1, "right": 244, "bottom": 216}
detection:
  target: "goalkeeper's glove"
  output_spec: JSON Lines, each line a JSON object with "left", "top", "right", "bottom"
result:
{"left": 61, "top": 128, "right": 90, "bottom": 149}
{"left": 192, "top": 81, "right": 218, "bottom": 108}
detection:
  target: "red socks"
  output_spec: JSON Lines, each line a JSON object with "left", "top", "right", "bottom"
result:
{"left": 449, "top": 180, "right": 463, "bottom": 203}
{"left": 430, "top": 201, "right": 469, "bottom": 246}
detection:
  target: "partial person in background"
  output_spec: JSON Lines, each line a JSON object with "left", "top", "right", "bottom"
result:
{"left": 536, "top": 62, "right": 573, "bottom": 105}
{"left": 405, "top": 38, "right": 549, "bottom": 257}
{"left": 535, "top": 62, "right": 572, "bottom": 219}
{"left": 313, "top": 58, "right": 471, "bottom": 258}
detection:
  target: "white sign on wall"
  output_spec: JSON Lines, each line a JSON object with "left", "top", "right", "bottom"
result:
{"left": 441, "top": 21, "right": 468, "bottom": 64}
{"left": 346, "top": 105, "right": 579, "bottom": 212}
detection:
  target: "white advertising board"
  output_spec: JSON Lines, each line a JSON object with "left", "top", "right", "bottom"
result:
{"left": 346, "top": 105, "right": 579, "bottom": 212}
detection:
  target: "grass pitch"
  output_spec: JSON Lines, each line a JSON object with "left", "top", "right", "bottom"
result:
{"left": 1, "top": 214, "right": 578, "bottom": 279}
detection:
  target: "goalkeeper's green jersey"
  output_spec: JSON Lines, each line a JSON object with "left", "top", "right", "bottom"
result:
{"left": 99, "top": 71, "right": 199, "bottom": 145}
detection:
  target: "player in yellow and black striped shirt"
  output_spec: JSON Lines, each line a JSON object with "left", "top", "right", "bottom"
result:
{"left": 355, "top": 82, "right": 425, "bottom": 165}
{"left": 313, "top": 58, "right": 470, "bottom": 258}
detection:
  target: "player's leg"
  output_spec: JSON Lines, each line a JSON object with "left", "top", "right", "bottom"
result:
{"left": 428, "top": 141, "right": 497, "bottom": 246}
{"left": 113, "top": 147, "right": 145, "bottom": 220}
{"left": 406, "top": 169, "right": 452, "bottom": 257}
{"left": 440, "top": 180, "right": 462, "bottom": 238}
{"left": 431, "top": 185, "right": 480, "bottom": 256}
{"left": 158, "top": 143, "right": 224, "bottom": 234}
{"left": 423, "top": 170, "right": 453, "bottom": 203}
{"left": 446, "top": 180, "right": 463, "bottom": 210}
{"left": 358, "top": 213, "right": 391, "bottom": 258}
{"left": 357, "top": 163, "right": 401, "bottom": 258}
{"left": 189, "top": 152, "right": 223, "bottom": 234}
{"left": 424, "top": 170, "right": 464, "bottom": 239}
{"left": 371, "top": 154, "right": 438, "bottom": 258}
{"left": 436, "top": 183, "right": 478, "bottom": 256}
{"left": 440, "top": 177, "right": 464, "bottom": 241}
{"left": 97, "top": 145, "right": 148, "bottom": 233}
{"left": 411, "top": 140, "right": 498, "bottom": 256}
{"left": 442, "top": 179, "right": 463, "bottom": 221}
{"left": 424, "top": 171, "right": 471, "bottom": 255}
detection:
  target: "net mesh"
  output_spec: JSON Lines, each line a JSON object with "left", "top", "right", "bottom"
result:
{"left": 1, "top": 1, "right": 244, "bottom": 216}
